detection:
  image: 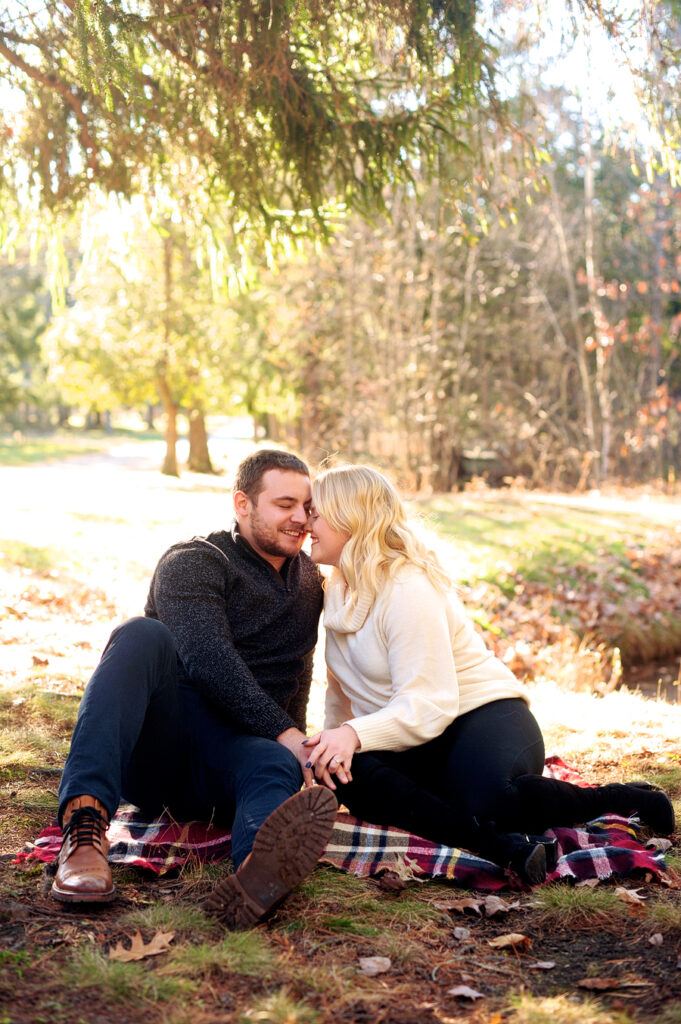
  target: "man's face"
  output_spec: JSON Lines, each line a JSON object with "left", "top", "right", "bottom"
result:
{"left": 235, "top": 469, "right": 312, "bottom": 569}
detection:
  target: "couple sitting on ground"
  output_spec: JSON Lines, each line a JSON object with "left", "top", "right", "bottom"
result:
{"left": 53, "top": 449, "right": 675, "bottom": 926}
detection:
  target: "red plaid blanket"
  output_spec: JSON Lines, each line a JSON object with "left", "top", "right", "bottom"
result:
{"left": 14, "top": 757, "right": 670, "bottom": 889}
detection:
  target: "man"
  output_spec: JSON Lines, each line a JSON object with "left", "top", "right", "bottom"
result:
{"left": 53, "top": 449, "right": 337, "bottom": 928}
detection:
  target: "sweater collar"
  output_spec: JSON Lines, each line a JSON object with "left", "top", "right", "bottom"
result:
{"left": 323, "top": 568, "right": 374, "bottom": 633}
{"left": 231, "top": 523, "right": 292, "bottom": 584}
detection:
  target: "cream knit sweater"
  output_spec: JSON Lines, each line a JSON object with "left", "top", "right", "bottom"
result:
{"left": 323, "top": 565, "right": 528, "bottom": 752}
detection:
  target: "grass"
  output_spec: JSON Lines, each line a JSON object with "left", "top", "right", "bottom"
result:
{"left": 0, "top": 539, "right": 59, "bottom": 573}
{"left": 67, "top": 945, "right": 195, "bottom": 1003}
{"left": 162, "top": 932, "right": 277, "bottom": 978}
{"left": 530, "top": 884, "right": 630, "bottom": 930}
{"left": 0, "top": 427, "right": 164, "bottom": 467}
{"left": 237, "top": 989, "right": 321, "bottom": 1024}
{"left": 508, "top": 993, "right": 635, "bottom": 1024}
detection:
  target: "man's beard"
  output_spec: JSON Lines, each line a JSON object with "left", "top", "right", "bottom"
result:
{"left": 249, "top": 509, "right": 304, "bottom": 560}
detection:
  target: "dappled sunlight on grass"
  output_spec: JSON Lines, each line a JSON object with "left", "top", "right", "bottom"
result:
{"left": 530, "top": 680, "right": 681, "bottom": 776}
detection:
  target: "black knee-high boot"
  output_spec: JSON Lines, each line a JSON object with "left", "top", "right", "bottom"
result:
{"left": 513, "top": 775, "right": 675, "bottom": 834}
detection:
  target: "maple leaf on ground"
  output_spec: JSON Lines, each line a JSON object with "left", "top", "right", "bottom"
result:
{"left": 108, "top": 930, "right": 175, "bottom": 962}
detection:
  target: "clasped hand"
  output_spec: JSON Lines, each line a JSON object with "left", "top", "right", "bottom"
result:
{"left": 301, "top": 724, "right": 360, "bottom": 791}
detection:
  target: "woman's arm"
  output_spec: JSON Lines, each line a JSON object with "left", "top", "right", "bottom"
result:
{"left": 343, "top": 573, "right": 462, "bottom": 752}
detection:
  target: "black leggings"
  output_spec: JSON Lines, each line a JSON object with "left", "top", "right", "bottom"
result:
{"left": 335, "top": 698, "right": 547, "bottom": 847}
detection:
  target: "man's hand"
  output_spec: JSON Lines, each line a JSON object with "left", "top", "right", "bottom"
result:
{"left": 301, "top": 724, "right": 360, "bottom": 791}
{"left": 276, "top": 727, "right": 315, "bottom": 787}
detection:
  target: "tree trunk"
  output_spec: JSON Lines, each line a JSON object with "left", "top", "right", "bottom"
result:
{"left": 187, "top": 408, "right": 214, "bottom": 473}
{"left": 157, "top": 373, "right": 179, "bottom": 477}
{"left": 158, "top": 231, "right": 179, "bottom": 477}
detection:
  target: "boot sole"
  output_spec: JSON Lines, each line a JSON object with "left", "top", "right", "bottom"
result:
{"left": 522, "top": 843, "right": 547, "bottom": 886}
{"left": 51, "top": 882, "right": 116, "bottom": 903}
{"left": 205, "top": 787, "right": 338, "bottom": 928}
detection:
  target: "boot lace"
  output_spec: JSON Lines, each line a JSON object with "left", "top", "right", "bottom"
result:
{"left": 62, "top": 805, "right": 108, "bottom": 848}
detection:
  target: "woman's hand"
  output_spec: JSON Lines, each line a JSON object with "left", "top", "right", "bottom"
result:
{"left": 302, "top": 724, "right": 360, "bottom": 791}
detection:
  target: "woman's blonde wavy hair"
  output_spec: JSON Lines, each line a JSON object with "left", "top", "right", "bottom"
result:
{"left": 312, "top": 465, "right": 452, "bottom": 604}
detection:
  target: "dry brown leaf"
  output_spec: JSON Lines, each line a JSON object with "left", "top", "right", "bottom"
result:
{"left": 482, "top": 895, "right": 520, "bottom": 917}
{"left": 646, "top": 837, "right": 673, "bottom": 851}
{"left": 649, "top": 933, "right": 664, "bottom": 946}
{"left": 375, "top": 871, "right": 407, "bottom": 892}
{"left": 615, "top": 886, "right": 647, "bottom": 905}
{"left": 453, "top": 926, "right": 471, "bottom": 941}
{"left": 447, "top": 985, "right": 485, "bottom": 1000}
{"left": 576, "top": 877, "right": 600, "bottom": 888}
{"left": 108, "top": 929, "right": 175, "bottom": 962}
{"left": 487, "top": 932, "right": 532, "bottom": 951}
{"left": 434, "top": 896, "right": 483, "bottom": 916}
{"left": 578, "top": 976, "right": 653, "bottom": 991}
{"left": 31, "top": 655, "right": 49, "bottom": 666}
{"left": 577, "top": 978, "right": 620, "bottom": 991}
{"left": 358, "top": 956, "right": 391, "bottom": 977}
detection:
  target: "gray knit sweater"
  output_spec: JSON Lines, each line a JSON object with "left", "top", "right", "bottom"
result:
{"left": 144, "top": 525, "right": 324, "bottom": 740}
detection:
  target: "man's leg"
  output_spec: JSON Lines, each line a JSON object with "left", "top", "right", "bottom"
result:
{"left": 53, "top": 617, "right": 186, "bottom": 903}
{"left": 181, "top": 692, "right": 337, "bottom": 927}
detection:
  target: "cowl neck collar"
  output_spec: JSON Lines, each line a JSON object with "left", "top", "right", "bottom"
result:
{"left": 323, "top": 568, "right": 375, "bottom": 633}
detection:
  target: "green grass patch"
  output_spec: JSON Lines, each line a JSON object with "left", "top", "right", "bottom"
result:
{"left": 237, "top": 989, "right": 320, "bottom": 1024}
{"left": 0, "top": 539, "right": 61, "bottom": 573}
{"left": 648, "top": 892, "right": 681, "bottom": 933}
{"left": 121, "top": 902, "right": 219, "bottom": 938}
{"left": 531, "top": 883, "right": 629, "bottom": 929}
{"left": 508, "top": 993, "right": 634, "bottom": 1024}
{"left": 0, "top": 427, "right": 164, "bottom": 467}
{"left": 67, "top": 945, "right": 195, "bottom": 1003}
{"left": 163, "top": 931, "right": 277, "bottom": 978}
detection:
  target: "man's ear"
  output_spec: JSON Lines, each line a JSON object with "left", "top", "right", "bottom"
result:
{"left": 234, "top": 490, "right": 251, "bottom": 519}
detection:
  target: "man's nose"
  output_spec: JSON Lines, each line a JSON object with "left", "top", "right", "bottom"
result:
{"left": 290, "top": 505, "right": 308, "bottom": 524}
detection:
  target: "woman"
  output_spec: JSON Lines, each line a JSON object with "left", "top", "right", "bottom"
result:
{"left": 302, "top": 465, "right": 674, "bottom": 884}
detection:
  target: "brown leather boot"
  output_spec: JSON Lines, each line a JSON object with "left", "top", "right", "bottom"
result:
{"left": 51, "top": 796, "right": 115, "bottom": 903}
{"left": 205, "top": 787, "right": 338, "bottom": 929}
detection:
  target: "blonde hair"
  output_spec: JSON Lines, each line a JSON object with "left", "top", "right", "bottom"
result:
{"left": 312, "top": 465, "right": 452, "bottom": 604}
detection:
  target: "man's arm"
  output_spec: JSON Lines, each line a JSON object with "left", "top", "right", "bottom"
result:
{"left": 147, "top": 540, "right": 301, "bottom": 741}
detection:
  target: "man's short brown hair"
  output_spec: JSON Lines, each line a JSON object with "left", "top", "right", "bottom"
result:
{"left": 233, "top": 449, "right": 310, "bottom": 502}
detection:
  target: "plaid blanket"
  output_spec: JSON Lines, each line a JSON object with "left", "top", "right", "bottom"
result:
{"left": 14, "top": 756, "right": 670, "bottom": 889}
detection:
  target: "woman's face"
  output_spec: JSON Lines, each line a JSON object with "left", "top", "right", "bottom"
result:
{"left": 308, "top": 507, "right": 350, "bottom": 567}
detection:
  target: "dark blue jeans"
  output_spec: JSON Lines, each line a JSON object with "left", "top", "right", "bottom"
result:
{"left": 58, "top": 617, "right": 303, "bottom": 867}
{"left": 335, "top": 698, "right": 546, "bottom": 848}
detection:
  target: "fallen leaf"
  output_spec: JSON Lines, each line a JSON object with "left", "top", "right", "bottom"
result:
{"left": 447, "top": 985, "right": 485, "bottom": 1000}
{"left": 358, "top": 956, "right": 391, "bottom": 977}
{"left": 434, "top": 896, "right": 483, "bottom": 916}
{"left": 453, "top": 926, "right": 471, "bottom": 941}
{"left": 487, "top": 933, "right": 532, "bottom": 951}
{"left": 31, "top": 655, "right": 49, "bottom": 666}
{"left": 387, "top": 854, "right": 426, "bottom": 882}
{"left": 576, "top": 877, "right": 600, "bottom": 888}
{"left": 529, "top": 961, "right": 556, "bottom": 970}
{"left": 615, "top": 887, "right": 647, "bottom": 905}
{"left": 578, "top": 976, "right": 653, "bottom": 991}
{"left": 646, "top": 837, "right": 673, "bottom": 851}
{"left": 108, "top": 930, "right": 175, "bottom": 962}
{"left": 649, "top": 933, "right": 664, "bottom": 946}
{"left": 375, "top": 871, "right": 407, "bottom": 892}
{"left": 482, "top": 895, "right": 520, "bottom": 917}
